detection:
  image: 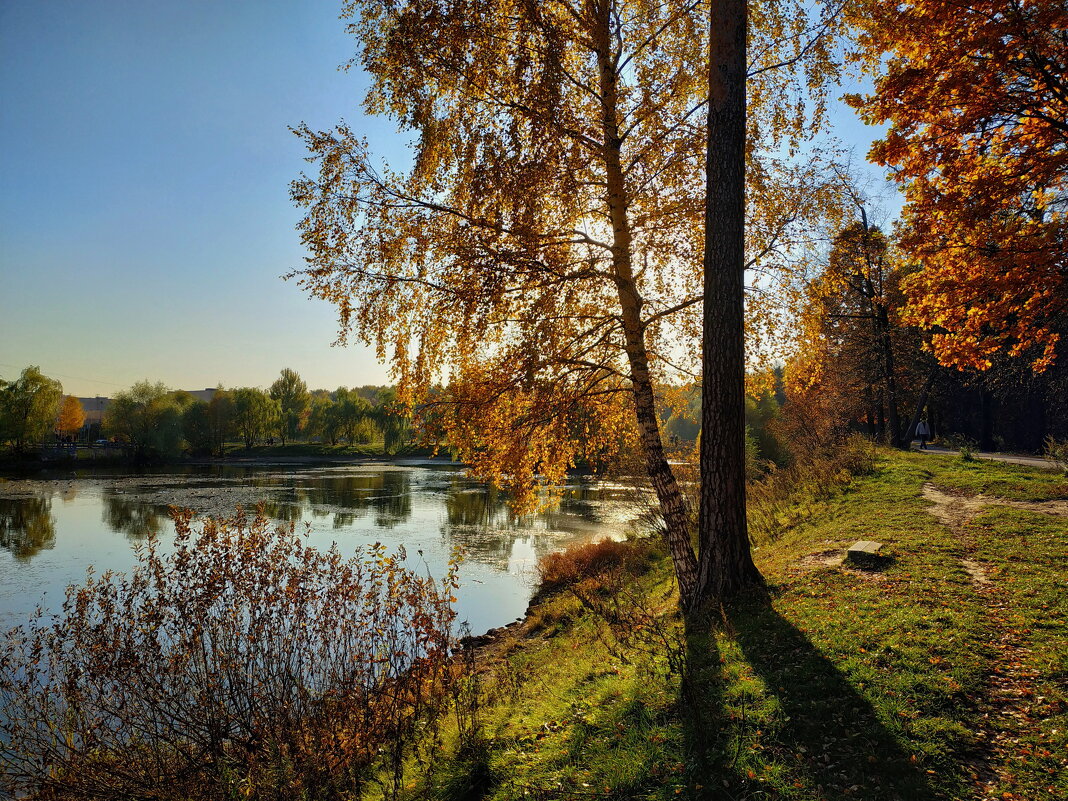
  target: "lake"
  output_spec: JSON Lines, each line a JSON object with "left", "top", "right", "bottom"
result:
{"left": 0, "top": 461, "right": 645, "bottom": 636}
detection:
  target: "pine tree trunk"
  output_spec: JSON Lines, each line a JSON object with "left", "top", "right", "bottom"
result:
{"left": 699, "top": 0, "right": 763, "bottom": 601}
{"left": 593, "top": 6, "right": 701, "bottom": 609}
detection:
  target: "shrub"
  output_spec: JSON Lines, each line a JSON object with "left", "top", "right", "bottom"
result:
{"left": 0, "top": 508, "right": 461, "bottom": 801}
{"left": 1043, "top": 435, "right": 1068, "bottom": 473}
{"left": 943, "top": 433, "right": 979, "bottom": 461}
{"left": 537, "top": 538, "right": 647, "bottom": 595}
{"left": 747, "top": 434, "right": 876, "bottom": 544}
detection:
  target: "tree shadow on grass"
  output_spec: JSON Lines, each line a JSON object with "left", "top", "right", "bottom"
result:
{"left": 686, "top": 587, "right": 946, "bottom": 801}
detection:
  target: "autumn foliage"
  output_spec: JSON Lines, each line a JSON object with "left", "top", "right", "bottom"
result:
{"left": 0, "top": 509, "right": 461, "bottom": 801}
{"left": 55, "top": 395, "right": 85, "bottom": 437}
{"left": 852, "top": 0, "right": 1068, "bottom": 372}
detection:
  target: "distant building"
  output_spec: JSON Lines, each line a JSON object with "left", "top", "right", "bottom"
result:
{"left": 75, "top": 396, "right": 111, "bottom": 425}
{"left": 185, "top": 388, "right": 218, "bottom": 403}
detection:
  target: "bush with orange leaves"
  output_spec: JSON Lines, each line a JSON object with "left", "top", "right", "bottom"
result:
{"left": 537, "top": 537, "right": 642, "bottom": 595}
{"left": 0, "top": 508, "right": 461, "bottom": 801}
{"left": 536, "top": 537, "right": 682, "bottom": 676}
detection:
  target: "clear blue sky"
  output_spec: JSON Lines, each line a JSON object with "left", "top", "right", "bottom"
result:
{"left": 0, "top": 1, "right": 894, "bottom": 398}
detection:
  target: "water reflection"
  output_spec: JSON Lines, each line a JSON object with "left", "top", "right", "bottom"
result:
{"left": 0, "top": 496, "right": 57, "bottom": 561}
{"left": 102, "top": 490, "right": 168, "bottom": 540}
{"left": 0, "top": 466, "right": 644, "bottom": 638}
{"left": 436, "top": 477, "right": 639, "bottom": 571}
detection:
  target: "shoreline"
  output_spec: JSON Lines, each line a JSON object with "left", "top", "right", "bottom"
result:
{"left": 0, "top": 450, "right": 464, "bottom": 478}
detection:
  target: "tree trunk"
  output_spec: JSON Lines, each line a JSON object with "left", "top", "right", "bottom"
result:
{"left": 593, "top": 6, "right": 701, "bottom": 609}
{"left": 875, "top": 308, "right": 902, "bottom": 447}
{"left": 698, "top": 0, "right": 763, "bottom": 602}
{"left": 903, "top": 367, "right": 937, "bottom": 445}
{"left": 864, "top": 385, "right": 877, "bottom": 437}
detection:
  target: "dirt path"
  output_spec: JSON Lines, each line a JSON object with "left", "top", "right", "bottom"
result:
{"left": 921, "top": 483, "right": 1065, "bottom": 799}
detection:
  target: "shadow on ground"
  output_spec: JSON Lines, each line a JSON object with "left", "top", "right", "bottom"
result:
{"left": 683, "top": 589, "right": 946, "bottom": 800}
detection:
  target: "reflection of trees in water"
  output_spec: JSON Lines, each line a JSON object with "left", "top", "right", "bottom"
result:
{"left": 0, "top": 496, "right": 57, "bottom": 561}
{"left": 440, "top": 477, "right": 627, "bottom": 571}
{"left": 252, "top": 497, "right": 304, "bottom": 524}
{"left": 368, "top": 471, "right": 412, "bottom": 529}
{"left": 444, "top": 482, "right": 513, "bottom": 528}
{"left": 292, "top": 471, "right": 414, "bottom": 530}
{"left": 101, "top": 491, "right": 167, "bottom": 540}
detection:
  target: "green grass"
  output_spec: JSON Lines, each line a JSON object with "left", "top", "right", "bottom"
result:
{"left": 379, "top": 450, "right": 1067, "bottom": 801}
{"left": 219, "top": 440, "right": 440, "bottom": 459}
{"left": 912, "top": 451, "right": 1068, "bottom": 501}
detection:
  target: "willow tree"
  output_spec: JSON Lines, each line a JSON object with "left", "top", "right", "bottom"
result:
{"left": 292, "top": 0, "right": 844, "bottom": 609}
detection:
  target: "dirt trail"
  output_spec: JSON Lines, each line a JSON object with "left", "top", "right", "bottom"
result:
{"left": 921, "top": 483, "right": 1068, "bottom": 528}
{"left": 921, "top": 483, "right": 1065, "bottom": 799}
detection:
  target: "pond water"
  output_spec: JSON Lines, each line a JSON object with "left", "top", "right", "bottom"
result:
{"left": 0, "top": 462, "right": 644, "bottom": 636}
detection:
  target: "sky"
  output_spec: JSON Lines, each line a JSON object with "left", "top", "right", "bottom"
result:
{"left": 0, "top": 0, "right": 896, "bottom": 399}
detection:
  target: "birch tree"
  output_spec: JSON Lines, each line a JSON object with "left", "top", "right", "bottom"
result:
{"left": 291, "top": 0, "right": 845, "bottom": 607}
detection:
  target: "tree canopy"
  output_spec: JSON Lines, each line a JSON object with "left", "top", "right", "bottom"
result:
{"left": 104, "top": 382, "right": 185, "bottom": 460}
{"left": 0, "top": 367, "right": 63, "bottom": 453}
{"left": 292, "top": 0, "right": 846, "bottom": 607}
{"left": 231, "top": 388, "right": 281, "bottom": 449}
{"left": 852, "top": 0, "right": 1068, "bottom": 372}
{"left": 269, "top": 368, "right": 310, "bottom": 445}
{"left": 56, "top": 396, "right": 86, "bottom": 438}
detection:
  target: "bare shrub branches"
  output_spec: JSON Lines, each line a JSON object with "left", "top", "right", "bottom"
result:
{"left": 0, "top": 508, "right": 461, "bottom": 801}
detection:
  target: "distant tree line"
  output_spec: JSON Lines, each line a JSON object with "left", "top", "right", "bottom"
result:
{"left": 104, "top": 369, "right": 414, "bottom": 461}
{"left": 0, "top": 366, "right": 414, "bottom": 462}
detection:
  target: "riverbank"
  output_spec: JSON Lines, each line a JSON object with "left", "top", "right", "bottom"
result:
{"left": 385, "top": 449, "right": 1067, "bottom": 801}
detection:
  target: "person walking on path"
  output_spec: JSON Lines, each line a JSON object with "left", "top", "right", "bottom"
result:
{"left": 916, "top": 419, "right": 931, "bottom": 450}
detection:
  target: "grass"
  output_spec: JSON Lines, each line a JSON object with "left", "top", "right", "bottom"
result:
{"left": 375, "top": 449, "right": 1067, "bottom": 801}
{"left": 220, "top": 440, "right": 440, "bottom": 459}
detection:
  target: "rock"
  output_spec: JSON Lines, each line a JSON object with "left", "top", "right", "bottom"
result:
{"left": 846, "top": 540, "right": 884, "bottom": 568}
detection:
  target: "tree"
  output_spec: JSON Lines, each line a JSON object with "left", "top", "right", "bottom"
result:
{"left": 292, "top": 0, "right": 844, "bottom": 608}
{"left": 335, "top": 388, "right": 375, "bottom": 445}
{"left": 231, "top": 388, "right": 281, "bottom": 449}
{"left": 269, "top": 368, "right": 310, "bottom": 445}
{"left": 0, "top": 367, "right": 64, "bottom": 453}
{"left": 819, "top": 221, "right": 908, "bottom": 444}
{"left": 306, "top": 391, "right": 340, "bottom": 445}
{"left": 104, "top": 382, "right": 185, "bottom": 460}
{"left": 852, "top": 0, "right": 1068, "bottom": 372}
{"left": 374, "top": 388, "right": 412, "bottom": 454}
{"left": 56, "top": 396, "right": 86, "bottom": 440}
{"left": 183, "top": 389, "right": 234, "bottom": 457}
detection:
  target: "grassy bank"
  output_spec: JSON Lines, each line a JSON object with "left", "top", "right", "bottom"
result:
{"left": 384, "top": 450, "right": 1067, "bottom": 801}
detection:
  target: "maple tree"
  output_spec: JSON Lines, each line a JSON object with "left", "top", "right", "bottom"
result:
{"left": 852, "top": 0, "right": 1068, "bottom": 372}
{"left": 291, "top": 0, "right": 844, "bottom": 607}
{"left": 56, "top": 395, "right": 85, "bottom": 438}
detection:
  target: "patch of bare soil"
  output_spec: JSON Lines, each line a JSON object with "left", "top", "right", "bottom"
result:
{"left": 799, "top": 548, "right": 846, "bottom": 570}
{"left": 921, "top": 484, "right": 1068, "bottom": 527}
